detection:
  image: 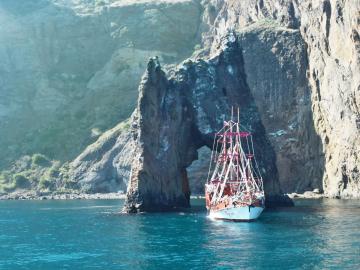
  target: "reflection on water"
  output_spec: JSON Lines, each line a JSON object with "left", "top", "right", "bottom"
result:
{"left": 0, "top": 199, "right": 359, "bottom": 269}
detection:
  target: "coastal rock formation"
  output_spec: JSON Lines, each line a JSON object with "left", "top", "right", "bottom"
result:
{"left": 123, "top": 29, "right": 301, "bottom": 211}
{"left": 0, "top": 0, "right": 202, "bottom": 168}
{"left": 1, "top": 0, "right": 359, "bottom": 206}
{"left": 69, "top": 0, "right": 359, "bottom": 210}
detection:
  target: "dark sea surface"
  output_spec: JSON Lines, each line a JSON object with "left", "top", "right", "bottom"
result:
{"left": 0, "top": 198, "right": 359, "bottom": 270}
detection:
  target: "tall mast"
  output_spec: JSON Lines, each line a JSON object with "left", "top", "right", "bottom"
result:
{"left": 237, "top": 107, "right": 240, "bottom": 126}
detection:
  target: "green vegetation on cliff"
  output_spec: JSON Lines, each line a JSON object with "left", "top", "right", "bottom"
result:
{"left": 0, "top": 0, "right": 202, "bottom": 170}
{"left": 0, "top": 154, "right": 75, "bottom": 194}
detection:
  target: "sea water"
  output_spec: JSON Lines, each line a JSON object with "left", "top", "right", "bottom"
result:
{"left": 0, "top": 199, "right": 359, "bottom": 270}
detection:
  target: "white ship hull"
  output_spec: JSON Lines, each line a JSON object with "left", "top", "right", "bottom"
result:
{"left": 208, "top": 205, "right": 264, "bottom": 221}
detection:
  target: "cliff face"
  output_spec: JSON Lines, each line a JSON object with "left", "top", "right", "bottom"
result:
{"left": 202, "top": 0, "right": 359, "bottom": 198}
{"left": 299, "top": 0, "right": 360, "bottom": 198}
{"left": 0, "top": 0, "right": 202, "bottom": 168}
{"left": 237, "top": 23, "right": 324, "bottom": 193}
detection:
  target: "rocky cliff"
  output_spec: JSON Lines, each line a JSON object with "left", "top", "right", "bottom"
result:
{"left": 1, "top": 0, "right": 359, "bottom": 208}
{"left": 0, "top": 0, "right": 202, "bottom": 168}
{"left": 299, "top": 0, "right": 360, "bottom": 198}
{"left": 201, "top": 0, "right": 360, "bottom": 197}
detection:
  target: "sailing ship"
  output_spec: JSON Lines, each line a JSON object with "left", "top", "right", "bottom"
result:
{"left": 205, "top": 108, "right": 265, "bottom": 221}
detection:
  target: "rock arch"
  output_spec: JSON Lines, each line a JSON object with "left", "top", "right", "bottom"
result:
{"left": 123, "top": 38, "right": 289, "bottom": 213}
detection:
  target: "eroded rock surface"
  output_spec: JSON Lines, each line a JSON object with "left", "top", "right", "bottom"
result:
{"left": 299, "top": 0, "right": 360, "bottom": 198}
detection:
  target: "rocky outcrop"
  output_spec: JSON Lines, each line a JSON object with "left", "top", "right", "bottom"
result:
{"left": 123, "top": 30, "right": 299, "bottom": 211}
{"left": 122, "top": 20, "right": 323, "bottom": 206}
{"left": 0, "top": 0, "right": 202, "bottom": 168}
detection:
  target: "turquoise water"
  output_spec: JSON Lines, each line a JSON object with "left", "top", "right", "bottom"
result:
{"left": 0, "top": 199, "right": 359, "bottom": 270}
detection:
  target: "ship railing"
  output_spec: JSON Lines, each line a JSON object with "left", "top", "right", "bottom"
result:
{"left": 216, "top": 153, "right": 254, "bottom": 158}
{"left": 216, "top": 131, "right": 251, "bottom": 137}
{"left": 209, "top": 178, "right": 261, "bottom": 183}
{"left": 216, "top": 154, "right": 255, "bottom": 162}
